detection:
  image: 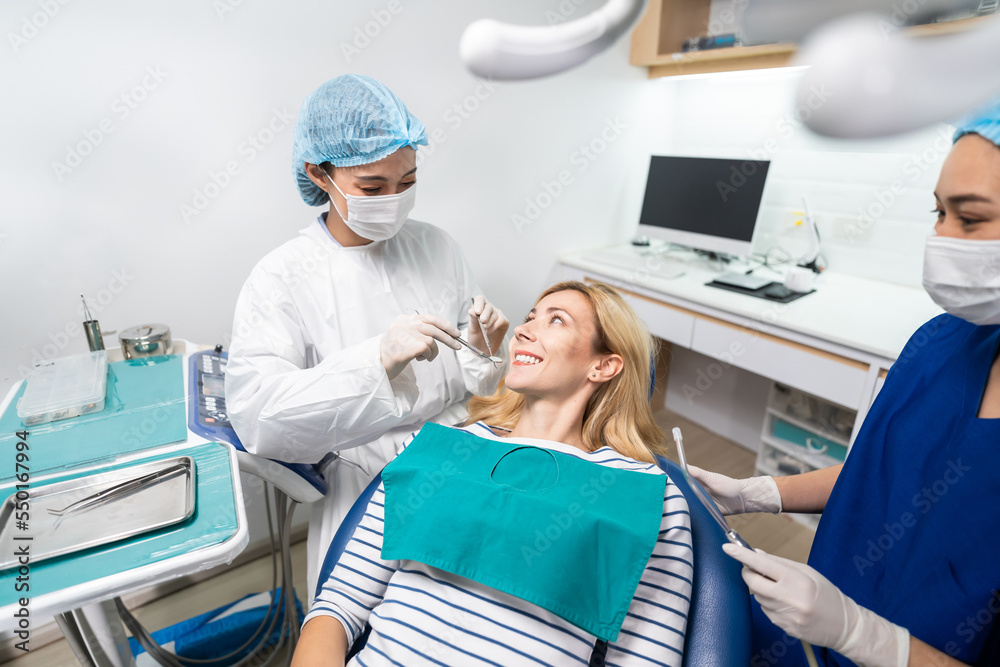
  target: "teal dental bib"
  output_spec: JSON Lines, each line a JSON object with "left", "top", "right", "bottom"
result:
{"left": 380, "top": 422, "right": 666, "bottom": 641}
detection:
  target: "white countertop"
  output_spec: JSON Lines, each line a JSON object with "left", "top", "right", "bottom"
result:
{"left": 559, "top": 245, "right": 943, "bottom": 361}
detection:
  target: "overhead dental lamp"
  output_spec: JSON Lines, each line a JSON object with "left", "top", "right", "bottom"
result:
{"left": 459, "top": 0, "right": 647, "bottom": 81}
{"left": 460, "top": 0, "right": 1000, "bottom": 138}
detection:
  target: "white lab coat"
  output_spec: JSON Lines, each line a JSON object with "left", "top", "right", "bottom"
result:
{"left": 225, "top": 216, "right": 505, "bottom": 598}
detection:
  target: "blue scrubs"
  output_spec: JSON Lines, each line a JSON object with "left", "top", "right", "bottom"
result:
{"left": 752, "top": 314, "right": 1000, "bottom": 665}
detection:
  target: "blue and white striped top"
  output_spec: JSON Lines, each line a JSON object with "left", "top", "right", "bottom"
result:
{"left": 304, "top": 422, "right": 692, "bottom": 666}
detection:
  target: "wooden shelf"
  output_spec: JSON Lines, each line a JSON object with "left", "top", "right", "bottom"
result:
{"left": 631, "top": 0, "right": 990, "bottom": 79}
{"left": 645, "top": 43, "right": 796, "bottom": 79}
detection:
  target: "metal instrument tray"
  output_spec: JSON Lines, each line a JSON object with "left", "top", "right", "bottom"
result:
{"left": 0, "top": 456, "right": 195, "bottom": 570}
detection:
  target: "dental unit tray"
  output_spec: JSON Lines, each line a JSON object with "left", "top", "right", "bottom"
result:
{"left": 0, "top": 456, "right": 195, "bottom": 570}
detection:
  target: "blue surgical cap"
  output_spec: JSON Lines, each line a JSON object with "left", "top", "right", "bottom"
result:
{"left": 292, "top": 74, "right": 428, "bottom": 206}
{"left": 953, "top": 97, "right": 1000, "bottom": 148}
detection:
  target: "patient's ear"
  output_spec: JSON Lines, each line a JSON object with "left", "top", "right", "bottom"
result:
{"left": 589, "top": 354, "right": 623, "bottom": 384}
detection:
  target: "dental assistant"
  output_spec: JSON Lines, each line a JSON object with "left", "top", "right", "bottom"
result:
{"left": 693, "top": 103, "right": 1000, "bottom": 666}
{"left": 225, "top": 74, "right": 508, "bottom": 595}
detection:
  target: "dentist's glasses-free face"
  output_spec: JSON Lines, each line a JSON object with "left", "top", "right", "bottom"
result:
{"left": 933, "top": 134, "right": 1000, "bottom": 241}
{"left": 505, "top": 291, "right": 605, "bottom": 399}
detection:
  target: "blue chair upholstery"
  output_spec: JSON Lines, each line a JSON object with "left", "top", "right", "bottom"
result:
{"left": 655, "top": 455, "right": 752, "bottom": 666}
{"left": 315, "top": 459, "right": 752, "bottom": 665}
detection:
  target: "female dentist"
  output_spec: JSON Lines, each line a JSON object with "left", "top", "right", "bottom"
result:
{"left": 225, "top": 74, "right": 508, "bottom": 595}
{"left": 693, "top": 102, "right": 1000, "bottom": 666}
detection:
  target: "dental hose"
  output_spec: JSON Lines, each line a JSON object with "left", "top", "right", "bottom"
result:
{"left": 116, "top": 483, "right": 299, "bottom": 666}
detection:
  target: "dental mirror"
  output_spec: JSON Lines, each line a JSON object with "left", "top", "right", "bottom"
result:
{"left": 672, "top": 427, "right": 752, "bottom": 549}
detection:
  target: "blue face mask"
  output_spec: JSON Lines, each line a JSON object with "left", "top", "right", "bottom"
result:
{"left": 380, "top": 422, "right": 666, "bottom": 642}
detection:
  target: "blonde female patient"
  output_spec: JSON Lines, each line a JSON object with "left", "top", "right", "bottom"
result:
{"left": 291, "top": 281, "right": 693, "bottom": 667}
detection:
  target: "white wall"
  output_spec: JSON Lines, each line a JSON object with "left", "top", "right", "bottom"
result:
{"left": 0, "top": 0, "right": 659, "bottom": 385}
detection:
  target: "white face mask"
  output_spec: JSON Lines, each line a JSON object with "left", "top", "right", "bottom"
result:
{"left": 326, "top": 172, "right": 415, "bottom": 242}
{"left": 922, "top": 235, "right": 1000, "bottom": 326}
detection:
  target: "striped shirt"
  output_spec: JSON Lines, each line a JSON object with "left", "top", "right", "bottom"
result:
{"left": 304, "top": 422, "right": 692, "bottom": 666}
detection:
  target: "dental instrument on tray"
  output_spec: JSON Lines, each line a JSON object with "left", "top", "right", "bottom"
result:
{"left": 672, "top": 427, "right": 752, "bottom": 549}
{"left": 81, "top": 293, "right": 104, "bottom": 352}
{"left": 47, "top": 461, "right": 188, "bottom": 517}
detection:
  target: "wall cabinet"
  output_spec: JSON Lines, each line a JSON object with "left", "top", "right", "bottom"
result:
{"left": 630, "top": 0, "right": 989, "bottom": 79}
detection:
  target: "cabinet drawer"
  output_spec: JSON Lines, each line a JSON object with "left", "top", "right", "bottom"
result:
{"left": 691, "top": 317, "right": 869, "bottom": 409}
{"left": 616, "top": 289, "right": 695, "bottom": 348}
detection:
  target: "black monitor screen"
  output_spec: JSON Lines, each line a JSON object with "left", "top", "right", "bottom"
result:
{"left": 638, "top": 156, "right": 770, "bottom": 243}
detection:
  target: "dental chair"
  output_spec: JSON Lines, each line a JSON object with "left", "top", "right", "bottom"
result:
{"left": 314, "top": 456, "right": 753, "bottom": 666}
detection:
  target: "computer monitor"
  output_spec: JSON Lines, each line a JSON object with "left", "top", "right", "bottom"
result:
{"left": 636, "top": 155, "right": 771, "bottom": 258}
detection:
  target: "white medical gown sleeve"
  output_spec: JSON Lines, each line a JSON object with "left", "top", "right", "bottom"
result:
{"left": 225, "top": 269, "right": 419, "bottom": 464}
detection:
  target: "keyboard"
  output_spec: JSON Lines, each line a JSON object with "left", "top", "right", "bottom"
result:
{"left": 578, "top": 247, "right": 687, "bottom": 279}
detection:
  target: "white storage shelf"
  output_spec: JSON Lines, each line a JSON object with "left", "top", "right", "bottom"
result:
{"left": 757, "top": 384, "right": 857, "bottom": 530}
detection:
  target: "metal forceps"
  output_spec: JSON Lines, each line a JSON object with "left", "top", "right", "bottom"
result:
{"left": 672, "top": 427, "right": 752, "bottom": 549}
{"left": 47, "top": 461, "right": 188, "bottom": 518}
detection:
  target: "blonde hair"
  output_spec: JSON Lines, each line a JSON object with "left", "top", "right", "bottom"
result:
{"left": 464, "top": 281, "right": 666, "bottom": 463}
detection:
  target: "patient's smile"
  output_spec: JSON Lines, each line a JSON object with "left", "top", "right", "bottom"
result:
{"left": 514, "top": 351, "right": 543, "bottom": 365}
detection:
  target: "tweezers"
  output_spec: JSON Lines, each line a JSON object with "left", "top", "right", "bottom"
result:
{"left": 47, "top": 461, "right": 188, "bottom": 517}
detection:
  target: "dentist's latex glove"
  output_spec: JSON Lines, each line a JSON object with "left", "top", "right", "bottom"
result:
{"left": 723, "top": 544, "right": 909, "bottom": 667}
{"left": 467, "top": 295, "right": 509, "bottom": 360}
{"left": 688, "top": 465, "right": 782, "bottom": 515}
{"left": 380, "top": 313, "right": 462, "bottom": 380}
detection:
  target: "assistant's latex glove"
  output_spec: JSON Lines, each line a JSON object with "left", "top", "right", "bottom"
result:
{"left": 688, "top": 465, "right": 782, "bottom": 515}
{"left": 467, "top": 295, "right": 509, "bottom": 360}
{"left": 380, "top": 313, "right": 462, "bottom": 379}
{"left": 723, "top": 544, "right": 910, "bottom": 667}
